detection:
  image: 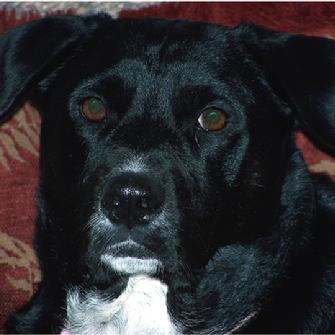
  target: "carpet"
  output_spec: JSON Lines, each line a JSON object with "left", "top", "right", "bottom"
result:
{"left": 1, "top": 2, "right": 335, "bottom": 331}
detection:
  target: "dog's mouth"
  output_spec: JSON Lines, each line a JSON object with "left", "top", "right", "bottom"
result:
{"left": 100, "top": 240, "right": 163, "bottom": 276}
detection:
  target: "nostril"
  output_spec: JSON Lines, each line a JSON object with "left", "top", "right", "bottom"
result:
{"left": 136, "top": 194, "right": 163, "bottom": 215}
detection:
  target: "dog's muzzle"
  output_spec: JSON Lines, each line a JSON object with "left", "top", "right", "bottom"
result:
{"left": 89, "top": 172, "right": 168, "bottom": 276}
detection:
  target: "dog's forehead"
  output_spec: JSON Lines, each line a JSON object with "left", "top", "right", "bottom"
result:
{"left": 93, "top": 18, "right": 229, "bottom": 60}
{"left": 77, "top": 18, "right": 234, "bottom": 77}
{"left": 68, "top": 19, "right": 250, "bottom": 117}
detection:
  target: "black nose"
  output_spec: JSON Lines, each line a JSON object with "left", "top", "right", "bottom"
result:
{"left": 102, "top": 173, "right": 164, "bottom": 228}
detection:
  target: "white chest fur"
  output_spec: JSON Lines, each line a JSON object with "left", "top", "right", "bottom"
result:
{"left": 65, "top": 275, "right": 180, "bottom": 335}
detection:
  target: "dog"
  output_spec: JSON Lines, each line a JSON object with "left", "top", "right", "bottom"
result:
{"left": 1, "top": 13, "right": 335, "bottom": 334}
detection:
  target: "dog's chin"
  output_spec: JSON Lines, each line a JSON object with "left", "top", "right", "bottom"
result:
{"left": 100, "top": 240, "right": 163, "bottom": 276}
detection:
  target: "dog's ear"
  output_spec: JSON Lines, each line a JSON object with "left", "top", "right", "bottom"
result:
{"left": 253, "top": 26, "right": 335, "bottom": 154}
{"left": 0, "top": 15, "right": 91, "bottom": 123}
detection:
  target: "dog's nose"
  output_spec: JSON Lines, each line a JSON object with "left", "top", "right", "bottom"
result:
{"left": 102, "top": 174, "right": 164, "bottom": 228}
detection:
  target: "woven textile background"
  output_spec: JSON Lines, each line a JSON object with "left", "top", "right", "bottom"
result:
{"left": 1, "top": 2, "right": 335, "bottom": 330}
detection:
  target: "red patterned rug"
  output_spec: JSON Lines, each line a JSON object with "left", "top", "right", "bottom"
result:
{"left": 1, "top": 2, "right": 335, "bottom": 331}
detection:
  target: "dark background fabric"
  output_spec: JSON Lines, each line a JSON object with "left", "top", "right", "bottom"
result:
{"left": 1, "top": 2, "right": 335, "bottom": 330}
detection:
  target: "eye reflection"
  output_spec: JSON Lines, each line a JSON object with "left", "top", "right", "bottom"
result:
{"left": 198, "top": 108, "right": 226, "bottom": 131}
{"left": 81, "top": 97, "right": 107, "bottom": 122}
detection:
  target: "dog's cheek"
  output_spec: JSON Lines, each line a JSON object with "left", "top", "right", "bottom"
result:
{"left": 171, "top": 162, "right": 214, "bottom": 267}
{"left": 40, "top": 113, "right": 88, "bottom": 193}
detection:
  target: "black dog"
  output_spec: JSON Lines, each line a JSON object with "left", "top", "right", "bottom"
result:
{"left": 2, "top": 14, "right": 335, "bottom": 334}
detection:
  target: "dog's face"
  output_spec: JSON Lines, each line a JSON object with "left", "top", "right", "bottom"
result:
{"left": 1, "top": 16, "right": 335, "bottom": 294}
{"left": 32, "top": 18, "right": 289, "bottom": 287}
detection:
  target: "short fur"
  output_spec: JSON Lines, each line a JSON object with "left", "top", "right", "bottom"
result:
{"left": 1, "top": 14, "right": 335, "bottom": 333}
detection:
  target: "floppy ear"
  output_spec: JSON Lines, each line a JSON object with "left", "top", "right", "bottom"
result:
{"left": 255, "top": 27, "right": 335, "bottom": 154}
{"left": 0, "top": 15, "right": 90, "bottom": 123}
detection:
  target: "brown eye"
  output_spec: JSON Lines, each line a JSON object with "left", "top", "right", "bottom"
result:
{"left": 198, "top": 108, "right": 226, "bottom": 131}
{"left": 81, "top": 97, "right": 107, "bottom": 122}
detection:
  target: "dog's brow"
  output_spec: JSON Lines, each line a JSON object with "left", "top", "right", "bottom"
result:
{"left": 73, "top": 59, "right": 151, "bottom": 92}
{"left": 74, "top": 58, "right": 222, "bottom": 92}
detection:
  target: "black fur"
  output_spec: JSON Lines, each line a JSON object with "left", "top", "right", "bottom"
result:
{"left": 1, "top": 14, "right": 335, "bottom": 333}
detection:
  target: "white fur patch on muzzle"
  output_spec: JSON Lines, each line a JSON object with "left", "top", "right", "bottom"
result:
{"left": 100, "top": 255, "right": 162, "bottom": 275}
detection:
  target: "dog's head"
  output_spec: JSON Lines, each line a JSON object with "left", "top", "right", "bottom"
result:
{"left": 1, "top": 15, "right": 334, "bottom": 295}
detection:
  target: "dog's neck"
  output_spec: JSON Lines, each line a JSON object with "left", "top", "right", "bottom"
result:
{"left": 65, "top": 274, "right": 181, "bottom": 335}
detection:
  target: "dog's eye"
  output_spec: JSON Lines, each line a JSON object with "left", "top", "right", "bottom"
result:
{"left": 198, "top": 108, "right": 226, "bottom": 131}
{"left": 81, "top": 98, "right": 107, "bottom": 122}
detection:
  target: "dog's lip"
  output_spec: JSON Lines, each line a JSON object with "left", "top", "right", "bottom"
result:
{"left": 105, "top": 240, "right": 156, "bottom": 257}
{"left": 107, "top": 240, "right": 144, "bottom": 250}
{"left": 101, "top": 239, "right": 162, "bottom": 275}
{"left": 100, "top": 255, "right": 162, "bottom": 275}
